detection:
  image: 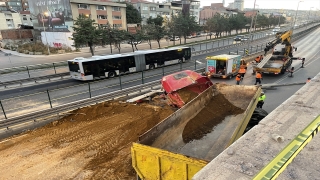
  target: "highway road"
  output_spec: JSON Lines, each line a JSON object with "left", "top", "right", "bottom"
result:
{"left": 0, "top": 25, "right": 318, "bottom": 119}
{"left": 0, "top": 28, "right": 274, "bottom": 68}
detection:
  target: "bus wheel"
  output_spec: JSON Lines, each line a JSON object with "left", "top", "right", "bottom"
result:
{"left": 149, "top": 64, "right": 155, "bottom": 69}
{"left": 108, "top": 71, "right": 116, "bottom": 78}
{"left": 178, "top": 59, "right": 183, "bottom": 63}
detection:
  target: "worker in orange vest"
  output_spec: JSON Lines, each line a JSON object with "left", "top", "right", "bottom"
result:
{"left": 255, "top": 56, "right": 261, "bottom": 63}
{"left": 254, "top": 72, "right": 262, "bottom": 85}
{"left": 236, "top": 74, "right": 241, "bottom": 85}
{"left": 306, "top": 77, "right": 311, "bottom": 83}
{"left": 238, "top": 68, "right": 246, "bottom": 80}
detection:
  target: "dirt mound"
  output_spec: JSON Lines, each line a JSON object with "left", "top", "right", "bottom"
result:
{"left": 176, "top": 88, "right": 199, "bottom": 104}
{"left": 0, "top": 101, "right": 174, "bottom": 180}
{"left": 182, "top": 93, "right": 244, "bottom": 143}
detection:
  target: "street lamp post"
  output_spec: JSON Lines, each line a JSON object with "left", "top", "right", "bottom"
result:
{"left": 253, "top": 4, "right": 259, "bottom": 32}
{"left": 293, "top": 0, "right": 304, "bottom": 31}
{"left": 307, "top": 7, "right": 314, "bottom": 28}
{"left": 247, "top": 0, "right": 257, "bottom": 55}
{"left": 42, "top": 12, "right": 50, "bottom": 55}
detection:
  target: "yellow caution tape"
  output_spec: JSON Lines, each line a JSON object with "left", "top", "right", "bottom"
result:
{"left": 253, "top": 115, "right": 320, "bottom": 180}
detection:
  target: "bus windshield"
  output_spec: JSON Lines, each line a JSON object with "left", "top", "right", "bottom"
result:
{"left": 68, "top": 61, "right": 80, "bottom": 72}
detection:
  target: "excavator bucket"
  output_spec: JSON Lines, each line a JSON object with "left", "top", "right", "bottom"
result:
{"left": 161, "top": 70, "right": 213, "bottom": 108}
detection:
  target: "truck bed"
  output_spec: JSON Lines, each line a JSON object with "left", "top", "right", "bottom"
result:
{"left": 132, "top": 84, "right": 261, "bottom": 179}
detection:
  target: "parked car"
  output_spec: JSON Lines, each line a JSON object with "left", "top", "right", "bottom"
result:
{"left": 128, "top": 40, "right": 141, "bottom": 45}
{"left": 266, "top": 31, "right": 275, "bottom": 36}
{"left": 234, "top": 35, "right": 248, "bottom": 42}
{"left": 169, "top": 36, "right": 180, "bottom": 41}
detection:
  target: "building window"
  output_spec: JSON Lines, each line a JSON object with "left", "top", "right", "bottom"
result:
{"left": 78, "top": 4, "right": 90, "bottom": 9}
{"left": 23, "top": 17, "right": 27, "bottom": 20}
{"left": 142, "top": 6, "right": 148, "bottom": 11}
{"left": 112, "top": 7, "right": 120, "bottom": 11}
{"left": 150, "top": 7, "right": 156, "bottom": 11}
{"left": 24, "top": 2, "right": 28, "bottom": 6}
{"left": 97, "top": 15, "right": 107, "bottom": 19}
{"left": 96, "top": 5, "right": 106, "bottom": 10}
{"left": 112, "top": 16, "right": 121, "bottom": 19}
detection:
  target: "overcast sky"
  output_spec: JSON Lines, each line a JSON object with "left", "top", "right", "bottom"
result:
{"left": 200, "top": 0, "right": 320, "bottom": 11}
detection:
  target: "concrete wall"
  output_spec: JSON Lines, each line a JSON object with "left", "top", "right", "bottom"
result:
{"left": 41, "top": 31, "right": 75, "bottom": 50}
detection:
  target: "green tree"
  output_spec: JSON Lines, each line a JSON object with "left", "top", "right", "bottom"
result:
{"left": 139, "top": 25, "right": 153, "bottom": 49}
{"left": 112, "top": 28, "right": 128, "bottom": 53}
{"left": 72, "top": 14, "right": 100, "bottom": 56}
{"left": 146, "top": 16, "right": 166, "bottom": 48}
{"left": 99, "top": 23, "right": 115, "bottom": 54}
{"left": 122, "top": 2, "right": 142, "bottom": 24}
{"left": 173, "top": 13, "right": 200, "bottom": 44}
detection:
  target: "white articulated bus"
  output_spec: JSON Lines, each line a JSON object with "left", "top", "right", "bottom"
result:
{"left": 67, "top": 47, "right": 192, "bottom": 81}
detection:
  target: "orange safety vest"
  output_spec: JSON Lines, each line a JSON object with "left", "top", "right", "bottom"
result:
{"left": 240, "top": 64, "right": 247, "bottom": 69}
{"left": 236, "top": 75, "right": 241, "bottom": 81}
{"left": 255, "top": 57, "right": 261, "bottom": 62}
{"left": 239, "top": 68, "right": 246, "bottom": 74}
{"left": 256, "top": 73, "right": 262, "bottom": 78}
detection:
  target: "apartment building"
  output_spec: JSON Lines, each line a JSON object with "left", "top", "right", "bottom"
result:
{"left": 70, "top": 0, "right": 127, "bottom": 30}
{"left": 234, "top": 0, "right": 244, "bottom": 11}
{"left": 0, "top": 10, "right": 22, "bottom": 30}
{"left": 131, "top": 0, "right": 200, "bottom": 25}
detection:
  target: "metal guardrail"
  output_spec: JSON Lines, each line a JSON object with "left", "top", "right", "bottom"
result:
{"left": 0, "top": 68, "right": 205, "bottom": 130}
{"left": 0, "top": 72, "right": 70, "bottom": 88}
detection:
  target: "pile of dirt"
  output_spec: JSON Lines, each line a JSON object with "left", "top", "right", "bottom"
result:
{"left": 176, "top": 88, "right": 199, "bottom": 104}
{"left": 182, "top": 93, "right": 244, "bottom": 143}
{"left": 0, "top": 101, "right": 174, "bottom": 179}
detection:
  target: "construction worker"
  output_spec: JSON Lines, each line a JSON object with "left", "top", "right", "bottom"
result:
{"left": 306, "top": 77, "right": 311, "bottom": 83}
{"left": 238, "top": 68, "right": 246, "bottom": 80}
{"left": 255, "top": 56, "right": 261, "bottom": 63}
{"left": 236, "top": 74, "right": 241, "bottom": 85}
{"left": 260, "top": 55, "right": 264, "bottom": 61}
{"left": 264, "top": 47, "right": 268, "bottom": 55}
{"left": 301, "top": 58, "right": 305, "bottom": 68}
{"left": 257, "top": 92, "right": 266, "bottom": 108}
{"left": 240, "top": 59, "right": 247, "bottom": 69}
{"left": 254, "top": 72, "right": 262, "bottom": 85}
{"left": 288, "top": 67, "right": 294, "bottom": 77}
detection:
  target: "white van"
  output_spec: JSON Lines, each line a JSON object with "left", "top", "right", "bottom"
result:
{"left": 272, "top": 26, "right": 281, "bottom": 32}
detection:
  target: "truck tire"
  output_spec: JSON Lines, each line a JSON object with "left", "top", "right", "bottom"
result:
{"left": 244, "top": 108, "right": 268, "bottom": 133}
{"left": 254, "top": 108, "right": 268, "bottom": 115}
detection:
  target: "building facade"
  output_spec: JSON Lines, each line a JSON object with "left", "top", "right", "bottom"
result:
{"left": 234, "top": 0, "right": 244, "bottom": 11}
{"left": 0, "top": 11, "right": 22, "bottom": 30}
{"left": 70, "top": 0, "right": 127, "bottom": 30}
{"left": 131, "top": 0, "right": 200, "bottom": 25}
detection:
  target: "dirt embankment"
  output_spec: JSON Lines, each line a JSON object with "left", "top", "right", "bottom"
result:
{"left": 0, "top": 101, "right": 174, "bottom": 180}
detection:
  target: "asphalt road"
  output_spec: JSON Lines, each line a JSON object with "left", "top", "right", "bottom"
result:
{"left": 0, "top": 25, "right": 318, "bottom": 119}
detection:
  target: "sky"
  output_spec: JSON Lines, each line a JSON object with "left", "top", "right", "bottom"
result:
{"left": 199, "top": 0, "right": 320, "bottom": 11}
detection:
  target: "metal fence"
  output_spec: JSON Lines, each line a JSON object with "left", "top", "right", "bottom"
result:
{"left": 0, "top": 61, "right": 68, "bottom": 83}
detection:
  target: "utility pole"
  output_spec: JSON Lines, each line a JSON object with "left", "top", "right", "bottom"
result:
{"left": 246, "top": 0, "right": 256, "bottom": 56}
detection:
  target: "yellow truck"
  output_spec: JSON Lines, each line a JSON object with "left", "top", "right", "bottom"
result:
{"left": 131, "top": 84, "right": 267, "bottom": 180}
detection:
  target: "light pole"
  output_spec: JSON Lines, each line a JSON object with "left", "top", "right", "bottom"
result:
{"left": 293, "top": 0, "right": 304, "bottom": 31}
{"left": 42, "top": 12, "right": 50, "bottom": 55}
{"left": 253, "top": 4, "right": 259, "bottom": 32}
{"left": 307, "top": 7, "right": 314, "bottom": 28}
{"left": 247, "top": 0, "right": 257, "bottom": 55}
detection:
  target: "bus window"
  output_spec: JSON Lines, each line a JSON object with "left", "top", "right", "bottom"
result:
{"left": 83, "top": 62, "right": 92, "bottom": 75}
{"left": 128, "top": 57, "right": 136, "bottom": 68}
{"left": 68, "top": 61, "right": 80, "bottom": 72}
